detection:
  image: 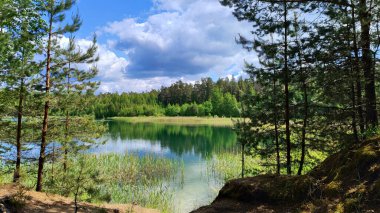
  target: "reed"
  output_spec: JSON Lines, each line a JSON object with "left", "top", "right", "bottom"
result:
{"left": 1, "top": 153, "right": 181, "bottom": 213}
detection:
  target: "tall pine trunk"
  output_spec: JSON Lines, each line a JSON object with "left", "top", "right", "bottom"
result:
{"left": 13, "top": 79, "right": 24, "bottom": 182}
{"left": 295, "top": 21, "right": 308, "bottom": 175}
{"left": 36, "top": 15, "right": 53, "bottom": 192}
{"left": 283, "top": 0, "right": 292, "bottom": 175}
{"left": 63, "top": 65, "right": 71, "bottom": 172}
{"left": 351, "top": 4, "right": 365, "bottom": 135}
{"left": 359, "top": 0, "right": 378, "bottom": 128}
{"left": 347, "top": 7, "right": 359, "bottom": 143}
{"left": 274, "top": 77, "right": 281, "bottom": 175}
{"left": 297, "top": 79, "right": 308, "bottom": 175}
{"left": 63, "top": 111, "right": 69, "bottom": 171}
{"left": 271, "top": 46, "right": 281, "bottom": 175}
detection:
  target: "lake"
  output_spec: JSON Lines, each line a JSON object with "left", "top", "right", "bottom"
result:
{"left": 91, "top": 120, "right": 238, "bottom": 213}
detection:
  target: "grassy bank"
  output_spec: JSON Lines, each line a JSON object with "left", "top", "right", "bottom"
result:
{"left": 110, "top": 116, "right": 237, "bottom": 127}
{"left": 0, "top": 153, "right": 181, "bottom": 213}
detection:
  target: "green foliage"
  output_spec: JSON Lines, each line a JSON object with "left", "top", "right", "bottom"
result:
{"left": 93, "top": 92, "right": 163, "bottom": 118}
{"left": 91, "top": 78, "right": 249, "bottom": 118}
{"left": 165, "top": 104, "right": 181, "bottom": 116}
{"left": 211, "top": 89, "right": 240, "bottom": 117}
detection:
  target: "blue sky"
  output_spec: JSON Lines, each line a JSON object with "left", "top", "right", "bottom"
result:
{"left": 75, "top": 0, "right": 153, "bottom": 38}
{"left": 68, "top": 0, "right": 254, "bottom": 93}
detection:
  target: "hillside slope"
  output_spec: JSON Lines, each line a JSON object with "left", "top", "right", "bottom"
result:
{"left": 192, "top": 139, "right": 380, "bottom": 213}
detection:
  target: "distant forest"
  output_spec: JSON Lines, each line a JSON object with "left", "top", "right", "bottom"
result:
{"left": 91, "top": 77, "right": 254, "bottom": 118}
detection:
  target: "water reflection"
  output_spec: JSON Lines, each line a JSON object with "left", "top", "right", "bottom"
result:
{"left": 95, "top": 121, "right": 237, "bottom": 213}
{"left": 106, "top": 121, "right": 237, "bottom": 158}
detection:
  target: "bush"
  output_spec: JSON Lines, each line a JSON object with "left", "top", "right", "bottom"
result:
{"left": 165, "top": 104, "right": 180, "bottom": 116}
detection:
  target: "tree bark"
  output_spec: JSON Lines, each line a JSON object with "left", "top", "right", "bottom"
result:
{"left": 297, "top": 78, "right": 308, "bottom": 175}
{"left": 63, "top": 67, "right": 70, "bottom": 172}
{"left": 347, "top": 5, "right": 360, "bottom": 143}
{"left": 350, "top": 4, "right": 365, "bottom": 135}
{"left": 284, "top": 0, "right": 292, "bottom": 175}
{"left": 295, "top": 21, "right": 308, "bottom": 176}
{"left": 359, "top": 0, "right": 377, "bottom": 128}
{"left": 241, "top": 143, "right": 245, "bottom": 178}
{"left": 13, "top": 79, "right": 24, "bottom": 182}
{"left": 36, "top": 14, "right": 53, "bottom": 192}
{"left": 272, "top": 61, "right": 281, "bottom": 175}
{"left": 63, "top": 111, "right": 69, "bottom": 172}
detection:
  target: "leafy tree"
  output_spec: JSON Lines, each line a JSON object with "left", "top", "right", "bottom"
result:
{"left": 221, "top": 93, "right": 240, "bottom": 117}
{"left": 165, "top": 104, "right": 181, "bottom": 116}
{"left": 211, "top": 89, "right": 224, "bottom": 117}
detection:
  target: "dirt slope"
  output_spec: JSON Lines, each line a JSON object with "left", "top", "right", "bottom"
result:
{"left": 0, "top": 184, "right": 159, "bottom": 213}
{"left": 192, "top": 139, "right": 380, "bottom": 213}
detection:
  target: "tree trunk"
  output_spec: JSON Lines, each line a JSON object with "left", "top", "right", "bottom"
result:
{"left": 351, "top": 4, "right": 365, "bottom": 135}
{"left": 347, "top": 6, "right": 360, "bottom": 143}
{"left": 284, "top": 0, "right": 292, "bottom": 175}
{"left": 63, "top": 111, "right": 69, "bottom": 172}
{"left": 241, "top": 143, "right": 245, "bottom": 178}
{"left": 351, "top": 84, "right": 360, "bottom": 143}
{"left": 294, "top": 18, "right": 308, "bottom": 175}
{"left": 36, "top": 15, "right": 53, "bottom": 192}
{"left": 296, "top": 25, "right": 308, "bottom": 176}
{"left": 359, "top": 0, "right": 377, "bottom": 128}
{"left": 273, "top": 68, "right": 281, "bottom": 175}
{"left": 63, "top": 65, "right": 71, "bottom": 172}
{"left": 298, "top": 79, "right": 308, "bottom": 175}
{"left": 13, "top": 79, "right": 24, "bottom": 182}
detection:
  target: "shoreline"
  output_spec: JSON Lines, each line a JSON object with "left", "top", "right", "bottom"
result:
{"left": 109, "top": 116, "right": 238, "bottom": 127}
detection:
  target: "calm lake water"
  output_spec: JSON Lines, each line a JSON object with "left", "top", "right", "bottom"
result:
{"left": 92, "top": 120, "right": 237, "bottom": 213}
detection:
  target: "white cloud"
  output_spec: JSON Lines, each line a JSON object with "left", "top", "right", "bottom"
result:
{"left": 87, "top": 40, "right": 179, "bottom": 93}
{"left": 70, "top": 0, "right": 256, "bottom": 93}
{"left": 102, "top": 0, "right": 254, "bottom": 80}
{"left": 57, "top": 36, "right": 177, "bottom": 93}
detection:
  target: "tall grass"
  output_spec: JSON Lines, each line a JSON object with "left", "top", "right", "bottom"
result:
{"left": 206, "top": 151, "right": 267, "bottom": 183}
{"left": 90, "top": 154, "right": 179, "bottom": 213}
{"left": 207, "top": 150, "right": 329, "bottom": 183}
{"left": 1, "top": 153, "right": 181, "bottom": 213}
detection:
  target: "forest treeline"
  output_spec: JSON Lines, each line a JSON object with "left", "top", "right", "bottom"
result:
{"left": 92, "top": 77, "right": 254, "bottom": 118}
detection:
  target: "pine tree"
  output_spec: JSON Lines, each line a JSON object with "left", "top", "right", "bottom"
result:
{"left": 55, "top": 35, "right": 99, "bottom": 172}
{"left": 36, "top": 0, "right": 81, "bottom": 192}
{"left": 0, "top": 0, "right": 45, "bottom": 182}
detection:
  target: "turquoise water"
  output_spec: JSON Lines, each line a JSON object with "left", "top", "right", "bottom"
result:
{"left": 92, "top": 120, "right": 237, "bottom": 213}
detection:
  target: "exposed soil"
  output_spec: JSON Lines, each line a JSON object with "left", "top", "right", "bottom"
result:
{"left": 192, "top": 139, "right": 380, "bottom": 213}
{"left": 0, "top": 184, "right": 159, "bottom": 213}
